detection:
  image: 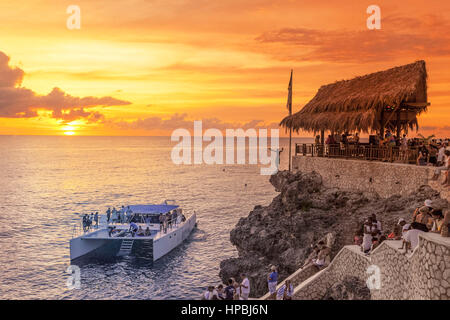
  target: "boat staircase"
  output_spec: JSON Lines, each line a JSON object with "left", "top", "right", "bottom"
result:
{"left": 118, "top": 239, "right": 134, "bottom": 256}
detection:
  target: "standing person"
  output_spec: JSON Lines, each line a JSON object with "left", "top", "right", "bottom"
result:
{"left": 89, "top": 213, "right": 94, "bottom": 230}
{"left": 224, "top": 279, "right": 235, "bottom": 300}
{"left": 362, "top": 217, "right": 374, "bottom": 254}
{"left": 233, "top": 279, "right": 241, "bottom": 300}
{"left": 82, "top": 214, "right": 87, "bottom": 232}
{"left": 106, "top": 207, "right": 111, "bottom": 223}
{"left": 120, "top": 206, "right": 125, "bottom": 223}
{"left": 126, "top": 206, "right": 132, "bottom": 222}
{"left": 216, "top": 284, "right": 225, "bottom": 300}
{"left": 277, "top": 279, "right": 294, "bottom": 300}
{"left": 267, "top": 266, "right": 278, "bottom": 299}
{"left": 240, "top": 273, "right": 250, "bottom": 300}
{"left": 94, "top": 212, "right": 99, "bottom": 228}
{"left": 112, "top": 207, "right": 118, "bottom": 223}
{"left": 159, "top": 213, "right": 164, "bottom": 232}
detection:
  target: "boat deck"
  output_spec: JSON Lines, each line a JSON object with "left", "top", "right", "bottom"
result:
{"left": 80, "top": 221, "right": 189, "bottom": 241}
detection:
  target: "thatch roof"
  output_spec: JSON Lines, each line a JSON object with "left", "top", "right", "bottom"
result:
{"left": 281, "top": 60, "right": 429, "bottom": 133}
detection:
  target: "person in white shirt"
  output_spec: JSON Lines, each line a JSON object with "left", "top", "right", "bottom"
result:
{"left": 402, "top": 222, "right": 424, "bottom": 253}
{"left": 202, "top": 286, "right": 216, "bottom": 300}
{"left": 240, "top": 273, "right": 250, "bottom": 300}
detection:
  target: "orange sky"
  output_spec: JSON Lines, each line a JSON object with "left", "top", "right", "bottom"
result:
{"left": 0, "top": 0, "right": 449, "bottom": 136}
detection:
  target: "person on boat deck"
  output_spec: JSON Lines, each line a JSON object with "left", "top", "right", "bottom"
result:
{"left": 171, "top": 210, "right": 178, "bottom": 227}
{"left": 82, "top": 214, "right": 88, "bottom": 232}
{"left": 108, "top": 226, "right": 117, "bottom": 237}
{"left": 159, "top": 213, "right": 164, "bottom": 232}
{"left": 106, "top": 207, "right": 111, "bottom": 223}
{"left": 129, "top": 222, "right": 138, "bottom": 237}
{"left": 136, "top": 226, "right": 145, "bottom": 236}
{"left": 89, "top": 213, "right": 94, "bottom": 229}
{"left": 144, "top": 227, "right": 151, "bottom": 236}
{"left": 94, "top": 212, "right": 99, "bottom": 227}
{"left": 112, "top": 207, "right": 118, "bottom": 223}
{"left": 166, "top": 212, "right": 173, "bottom": 229}
{"left": 126, "top": 206, "right": 133, "bottom": 222}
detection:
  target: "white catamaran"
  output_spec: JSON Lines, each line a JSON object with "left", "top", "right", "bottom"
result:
{"left": 70, "top": 201, "right": 197, "bottom": 261}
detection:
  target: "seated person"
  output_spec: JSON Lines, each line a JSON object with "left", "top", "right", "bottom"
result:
{"left": 353, "top": 230, "right": 363, "bottom": 246}
{"left": 136, "top": 226, "right": 145, "bottom": 236}
{"left": 108, "top": 226, "right": 117, "bottom": 237}
{"left": 144, "top": 227, "right": 151, "bottom": 236}
{"left": 401, "top": 222, "right": 424, "bottom": 253}
{"left": 413, "top": 206, "right": 433, "bottom": 231}
{"left": 312, "top": 241, "right": 331, "bottom": 268}
{"left": 430, "top": 210, "right": 444, "bottom": 233}
{"left": 394, "top": 218, "right": 411, "bottom": 240}
{"left": 303, "top": 245, "right": 320, "bottom": 267}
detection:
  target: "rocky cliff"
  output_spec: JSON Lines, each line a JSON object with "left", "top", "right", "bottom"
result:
{"left": 219, "top": 170, "right": 447, "bottom": 298}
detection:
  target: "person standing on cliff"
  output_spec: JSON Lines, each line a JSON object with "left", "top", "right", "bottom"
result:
{"left": 267, "top": 266, "right": 278, "bottom": 299}
{"left": 240, "top": 273, "right": 250, "bottom": 300}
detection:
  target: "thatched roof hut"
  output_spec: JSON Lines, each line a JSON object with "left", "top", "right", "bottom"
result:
{"left": 281, "top": 60, "right": 429, "bottom": 136}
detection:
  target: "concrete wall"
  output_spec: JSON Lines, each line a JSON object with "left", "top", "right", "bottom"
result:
{"left": 291, "top": 233, "right": 450, "bottom": 300}
{"left": 292, "top": 156, "right": 449, "bottom": 200}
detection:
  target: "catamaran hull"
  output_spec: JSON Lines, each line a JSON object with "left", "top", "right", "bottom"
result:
{"left": 70, "top": 213, "right": 196, "bottom": 262}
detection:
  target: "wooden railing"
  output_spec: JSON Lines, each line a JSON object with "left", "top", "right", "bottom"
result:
{"left": 295, "top": 143, "right": 419, "bottom": 164}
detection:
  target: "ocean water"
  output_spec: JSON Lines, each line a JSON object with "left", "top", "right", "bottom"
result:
{"left": 0, "top": 135, "right": 309, "bottom": 299}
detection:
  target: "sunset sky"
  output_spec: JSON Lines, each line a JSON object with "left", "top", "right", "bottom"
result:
{"left": 0, "top": 0, "right": 449, "bottom": 136}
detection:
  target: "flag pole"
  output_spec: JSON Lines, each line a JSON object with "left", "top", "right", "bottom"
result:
{"left": 288, "top": 70, "right": 293, "bottom": 172}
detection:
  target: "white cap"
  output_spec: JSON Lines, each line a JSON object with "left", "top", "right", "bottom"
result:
{"left": 397, "top": 218, "right": 405, "bottom": 225}
{"left": 424, "top": 199, "right": 433, "bottom": 207}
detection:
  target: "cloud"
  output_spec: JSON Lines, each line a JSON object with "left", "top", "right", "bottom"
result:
{"left": 114, "top": 113, "right": 280, "bottom": 133}
{"left": 255, "top": 14, "right": 450, "bottom": 63}
{"left": 0, "top": 51, "right": 131, "bottom": 122}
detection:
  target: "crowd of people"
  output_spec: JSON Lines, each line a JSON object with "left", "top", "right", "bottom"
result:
{"left": 354, "top": 200, "right": 448, "bottom": 255}
{"left": 82, "top": 212, "right": 99, "bottom": 232}
{"left": 317, "top": 131, "right": 450, "bottom": 179}
{"left": 201, "top": 273, "right": 251, "bottom": 300}
{"left": 201, "top": 265, "right": 294, "bottom": 300}
{"left": 106, "top": 206, "right": 134, "bottom": 224}
{"left": 201, "top": 237, "right": 334, "bottom": 300}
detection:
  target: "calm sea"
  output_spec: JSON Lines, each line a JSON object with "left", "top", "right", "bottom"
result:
{"left": 0, "top": 135, "right": 310, "bottom": 299}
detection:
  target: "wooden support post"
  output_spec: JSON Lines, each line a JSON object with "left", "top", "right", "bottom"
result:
{"left": 380, "top": 108, "right": 385, "bottom": 139}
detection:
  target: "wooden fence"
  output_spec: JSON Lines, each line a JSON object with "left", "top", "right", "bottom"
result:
{"left": 295, "top": 143, "right": 419, "bottom": 164}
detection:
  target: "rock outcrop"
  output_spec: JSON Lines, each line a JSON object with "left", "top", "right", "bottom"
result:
{"left": 219, "top": 170, "right": 448, "bottom": 298}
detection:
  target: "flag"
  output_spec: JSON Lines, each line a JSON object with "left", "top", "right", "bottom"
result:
{"left": 286, "top": 69, "right": 293, "bottom": 115}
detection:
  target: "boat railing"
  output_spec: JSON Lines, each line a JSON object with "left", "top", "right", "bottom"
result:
{"left": 71, "top": 221, "right": 83, "bottom": 239}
